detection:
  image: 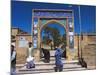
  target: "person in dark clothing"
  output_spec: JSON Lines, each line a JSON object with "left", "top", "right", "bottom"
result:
{"left": 62, "top": 50, "right": 66, "bottom": 58}
{"left": 61, "top": 45, "right": 66, "bottom": 58}
{"left": 54, "top": 44, "right": 63, "bottom": 72}
{"left": 11, "top": 45, "right": 16, "bottom": 75}
{"left": 41, "top": 48, "right": 50, "bottom": 63}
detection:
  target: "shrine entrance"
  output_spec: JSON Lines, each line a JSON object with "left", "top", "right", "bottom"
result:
{"left": 32, "top": 9, "right": 76, "bottom": 61}
{"left": 40, "top": 20, "right": 67, "bottom": 50}
{"left": 40, "top": 21, "right": 67, "bottom": 59}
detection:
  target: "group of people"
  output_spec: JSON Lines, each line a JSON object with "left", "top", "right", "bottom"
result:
{"left": 41, "top": 44, "right": 65, "bottom": 72}
{"left": 11, "top": 42, "right": 65, "bottom": 75}
{"left": 41, "top": 45, "right": 66, "bottom": 64}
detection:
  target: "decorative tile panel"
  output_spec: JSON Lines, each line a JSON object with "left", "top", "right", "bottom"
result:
{"left": 33, "top": 17, "right": 38, "bottom": 48}
{"left": 34, "top": 11, "right": 72, "bottom": 18}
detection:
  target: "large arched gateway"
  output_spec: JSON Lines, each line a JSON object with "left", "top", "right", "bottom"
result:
{"left": 32, "top": 9, "right": 77, "bottom": 61}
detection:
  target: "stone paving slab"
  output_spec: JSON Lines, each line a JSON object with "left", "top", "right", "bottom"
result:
{"left": 16, "top": 60, "right": 78, "bottom": 67}
{"left": 18, "top": 63, "right": 82, "bottom": 71}
{"left": 16, "top": 67, "right": 86, "bottom": 74}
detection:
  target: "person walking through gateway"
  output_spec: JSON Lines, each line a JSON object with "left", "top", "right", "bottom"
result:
{"left": 54, "top": 44, "right": 63, "bottom": 72}
{"left": 26, "top": 42, "right": 35, "bottom": 69}
{"left": 41, "top": 48, "right": 50, "bottom": 63}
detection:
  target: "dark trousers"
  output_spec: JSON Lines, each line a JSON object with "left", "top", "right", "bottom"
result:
{"left": 45, "top": 51, "right": 50, "bottom": 62}
{"left": 41, "top": 48, "right": 50, "bottom": 63}
{"left": 54, "top": 65, "right": 63, "bottom": 72}
{"left": 11, "top": 67, "right": 16, "bottom": 75}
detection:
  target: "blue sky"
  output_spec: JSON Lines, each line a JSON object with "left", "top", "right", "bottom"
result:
{"left": 41, "top": 23, "right": 66, "bottom": 37}
{"left": 11, "top": 1, "right": 96, "bottom": 34}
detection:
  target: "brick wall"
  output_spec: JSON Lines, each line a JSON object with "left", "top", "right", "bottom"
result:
{"left": 82, "top": 35, "right": 96, "bottom": 69}
{"left": 16, "top": 35, "right": 32, "bottom": 64}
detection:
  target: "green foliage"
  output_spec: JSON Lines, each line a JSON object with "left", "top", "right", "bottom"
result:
{"left": 42, "top": 26, "right": 66, "bottom": 48}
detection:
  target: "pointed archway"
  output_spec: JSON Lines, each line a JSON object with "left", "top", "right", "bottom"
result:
{"left": 32, "top": 9, "right": 76, "bottom": 61}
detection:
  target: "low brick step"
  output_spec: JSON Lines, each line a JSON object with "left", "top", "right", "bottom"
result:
{"left": 40, "top": 57, "right": 66, "bottom": 61}
{"left": 18, "top": 63, "right": 81, "bottom": 71}
{"left": 16, "top": 63, "right": 86, "bottom": 74}
{"left": 35, "top": 60, "right": 78, "bottom": 65}
{"left": 17, "top": 68, "right": 87, "bottom": 75}
{"left": 17, "top": 68, "right": 86, "bottom": 74}
{"left": 16, "top": 60, "right": 78, "bottom": 68}
{"left": 16, "top": 57, "right": 85, "bottom": 74}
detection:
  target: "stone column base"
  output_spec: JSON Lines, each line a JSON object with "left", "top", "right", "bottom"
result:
{"left": 67, "top": 49, "right": 74, "bottom": 61}
{"left": 67, "top": 50, "right": 72, "bottom": 61}
{"left": 33, "top": 49, "right": 40, "bottom": 62}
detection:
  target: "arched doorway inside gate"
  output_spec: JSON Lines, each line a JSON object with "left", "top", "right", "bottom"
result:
{"left": 40, "top": 20, "right": 67, "bottom": 59}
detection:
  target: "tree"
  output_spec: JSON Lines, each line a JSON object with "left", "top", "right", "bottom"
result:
{"left": 62, "top": 34, "right": 67, "bottom": 46}
{"left": 43, "top": 26, "right": 62, "bottom": 48}
{"left": 51, "top": 28, "right": 62, "bottom": 47}
{"left": 42, "top": 25, "right": 67, "bottom": 49}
